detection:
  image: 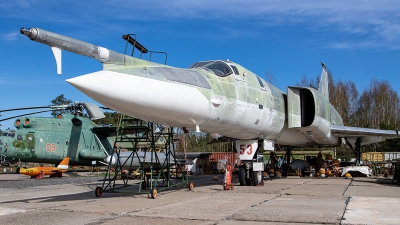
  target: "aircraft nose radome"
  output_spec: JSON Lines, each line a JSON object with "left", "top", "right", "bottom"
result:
{"left": 66, "top": 70, "right": 210, "bottom": 126}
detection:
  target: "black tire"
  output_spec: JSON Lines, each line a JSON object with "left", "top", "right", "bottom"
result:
{"left": 251, "top": 171, "right": 259, "bottom": 186}
{"left": 239, "top": 167, "right": 246, "bottom": 186}
{"left": 95, "top": 186, "right": 102, "bottom": 197}
{"left": 141, "top": 181, "right": 147, "bottom": 190}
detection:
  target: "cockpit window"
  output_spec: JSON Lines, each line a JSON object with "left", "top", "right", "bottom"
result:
{"left": 189, "top": 61, "right": 212, "bottom": 68}
{"left": 189, "top": 60, "right": 232, "bottom": 77}
{"left": 256, "top": 76, "right": 265, "bottom": 88}
{"left": 2, "top": 133, "right": 8, "bottom": 137}
{"left": 231, "top": 65, "right": 239, "bottom": 75}
{"left": 8, "top": 133, "right": 15, "bottom": 138}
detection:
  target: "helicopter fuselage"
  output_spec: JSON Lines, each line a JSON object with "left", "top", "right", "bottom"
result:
{"left": 0, "top": 114, "right": 111, "bottom": 165}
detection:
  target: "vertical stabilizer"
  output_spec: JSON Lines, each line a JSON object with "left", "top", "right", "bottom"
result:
{"left": 57, "top": 157, "right": 70, "bottom": 169}
{"left": 318, "top": 62, "right": 329, "bottom": 101}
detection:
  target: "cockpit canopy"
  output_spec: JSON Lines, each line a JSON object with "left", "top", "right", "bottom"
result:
{"left": 189, "top": 60, "right": 238, "bottom": 77}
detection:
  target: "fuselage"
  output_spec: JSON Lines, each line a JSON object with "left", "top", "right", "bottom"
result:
{"left": 67, "top": 59, "right": 344, "bottom": 147}
{"left": 19, "top": 26, "right": 344, "bottom": 148}
{"left": 18, "top": 166, "right": 66, "bottom": 177}
{"left": 0, "top": 114, "right": 111, "bottom": 165}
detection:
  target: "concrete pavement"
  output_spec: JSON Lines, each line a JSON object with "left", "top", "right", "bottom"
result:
{"left": 0, "top": 173, "right": 399, "bottom": 224}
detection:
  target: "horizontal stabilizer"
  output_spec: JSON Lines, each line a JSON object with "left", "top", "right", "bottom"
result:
{"left": 331, "top": 125, "right": 399, "bottom": 145}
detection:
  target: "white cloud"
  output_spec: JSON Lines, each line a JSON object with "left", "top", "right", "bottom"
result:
{"left": 0, "top": 32, "right": 19, "bottom": 41}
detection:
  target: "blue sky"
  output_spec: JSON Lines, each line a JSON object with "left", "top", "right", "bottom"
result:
{"left": 1, "top": 0, "right": 400, "bottom": 129}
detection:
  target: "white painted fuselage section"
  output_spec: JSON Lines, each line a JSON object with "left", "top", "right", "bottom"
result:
{"left": 67, "top": 70, "right": 287, "bottom": 140}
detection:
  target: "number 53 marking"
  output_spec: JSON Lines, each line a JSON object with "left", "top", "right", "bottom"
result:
{"left": 240, "top": 144, "right": 252, "bottom": 155}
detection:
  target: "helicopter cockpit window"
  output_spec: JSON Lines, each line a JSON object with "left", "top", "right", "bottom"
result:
{"left": 2, "top": 132, "right": 8, "bottom": 137}
{"left": 8, "top": 133, "right": 15, "bottom": 138}
{"left": 17, "top": 134, "right": 23, "bottom": 140}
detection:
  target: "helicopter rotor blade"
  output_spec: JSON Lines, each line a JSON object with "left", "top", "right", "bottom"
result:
{"left": 0, "top": 106, "right": 52, "bottom": 113}
{"left": 81, "top": 102, "right": 106, "bottom": 120}
{"left": 0, "top": 110, "right": 54, "bottom": 122}
{"left": 0, "top": 104, "right": 74, "bottom": 113}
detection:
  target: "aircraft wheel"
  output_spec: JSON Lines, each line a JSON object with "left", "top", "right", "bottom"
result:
{"left": 95, "top": 186, "right": 102, "bottom": 197}
{"left": 239, "top": 167, "right": 246, "bottom": 186}
{"left": 188, "top": 182, "right": 194, "bottom": 191}
{"left": 141, "top": 181, "right": 147, "bottom": 190}
{"left": 150, "top": 188, "right": 157, "bottom": 199}
{"left": 245, "top": 178, "right": 252, "bottom": 186}
{"left": 251, "top": 171, "right": 259, "bottom": 186}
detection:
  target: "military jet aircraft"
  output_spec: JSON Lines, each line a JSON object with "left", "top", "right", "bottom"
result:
{"left": 21, "top": 27, "right": 399, "bottom": 185}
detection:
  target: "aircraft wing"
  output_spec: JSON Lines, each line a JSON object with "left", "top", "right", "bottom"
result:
{"left": 331, "top": 125, "right": 399, "bottom": 145}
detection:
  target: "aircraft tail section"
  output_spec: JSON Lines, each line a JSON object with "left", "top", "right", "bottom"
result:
{"left": 57, "top": 157, "right": 70, "bottom": 169}
{"left": 318, "top": 62, "right": 329, "bottom": 101}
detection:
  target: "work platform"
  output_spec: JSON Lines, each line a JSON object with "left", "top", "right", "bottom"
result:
{"left": 96, "top": 115, "right": 192, "bottom": 198}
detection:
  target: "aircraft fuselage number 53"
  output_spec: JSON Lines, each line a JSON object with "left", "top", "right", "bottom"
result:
{"left": 239, "top": 144, "right": 252, "bottom": 155}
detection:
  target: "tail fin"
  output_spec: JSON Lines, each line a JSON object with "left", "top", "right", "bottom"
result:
{"left": 57, "top": 157, "right": 70, "bottom": 169}
{"left": 318, "top": 62, "right": 329, "bottom": 101}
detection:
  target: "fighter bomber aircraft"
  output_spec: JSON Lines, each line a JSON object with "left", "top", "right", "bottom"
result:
{"left": 21, "top": 27, "right": 399, "bottom": 185}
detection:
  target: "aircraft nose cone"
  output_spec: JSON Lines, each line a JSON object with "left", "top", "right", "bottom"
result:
{"left": 66, "top": 71, "right": 133, "bottom": 114}
{"left": 66, "top": 72, "right": 108, "bottom": 101}
{"left": 18, "top": 167, "right": 26, "bottom": 174}
{"left": 66, "top": 70, "right": 210, "bottom": 126}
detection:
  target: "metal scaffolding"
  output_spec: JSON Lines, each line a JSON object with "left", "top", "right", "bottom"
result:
{"left": 95, "top": 114, "right": 193, "bottom": 198}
